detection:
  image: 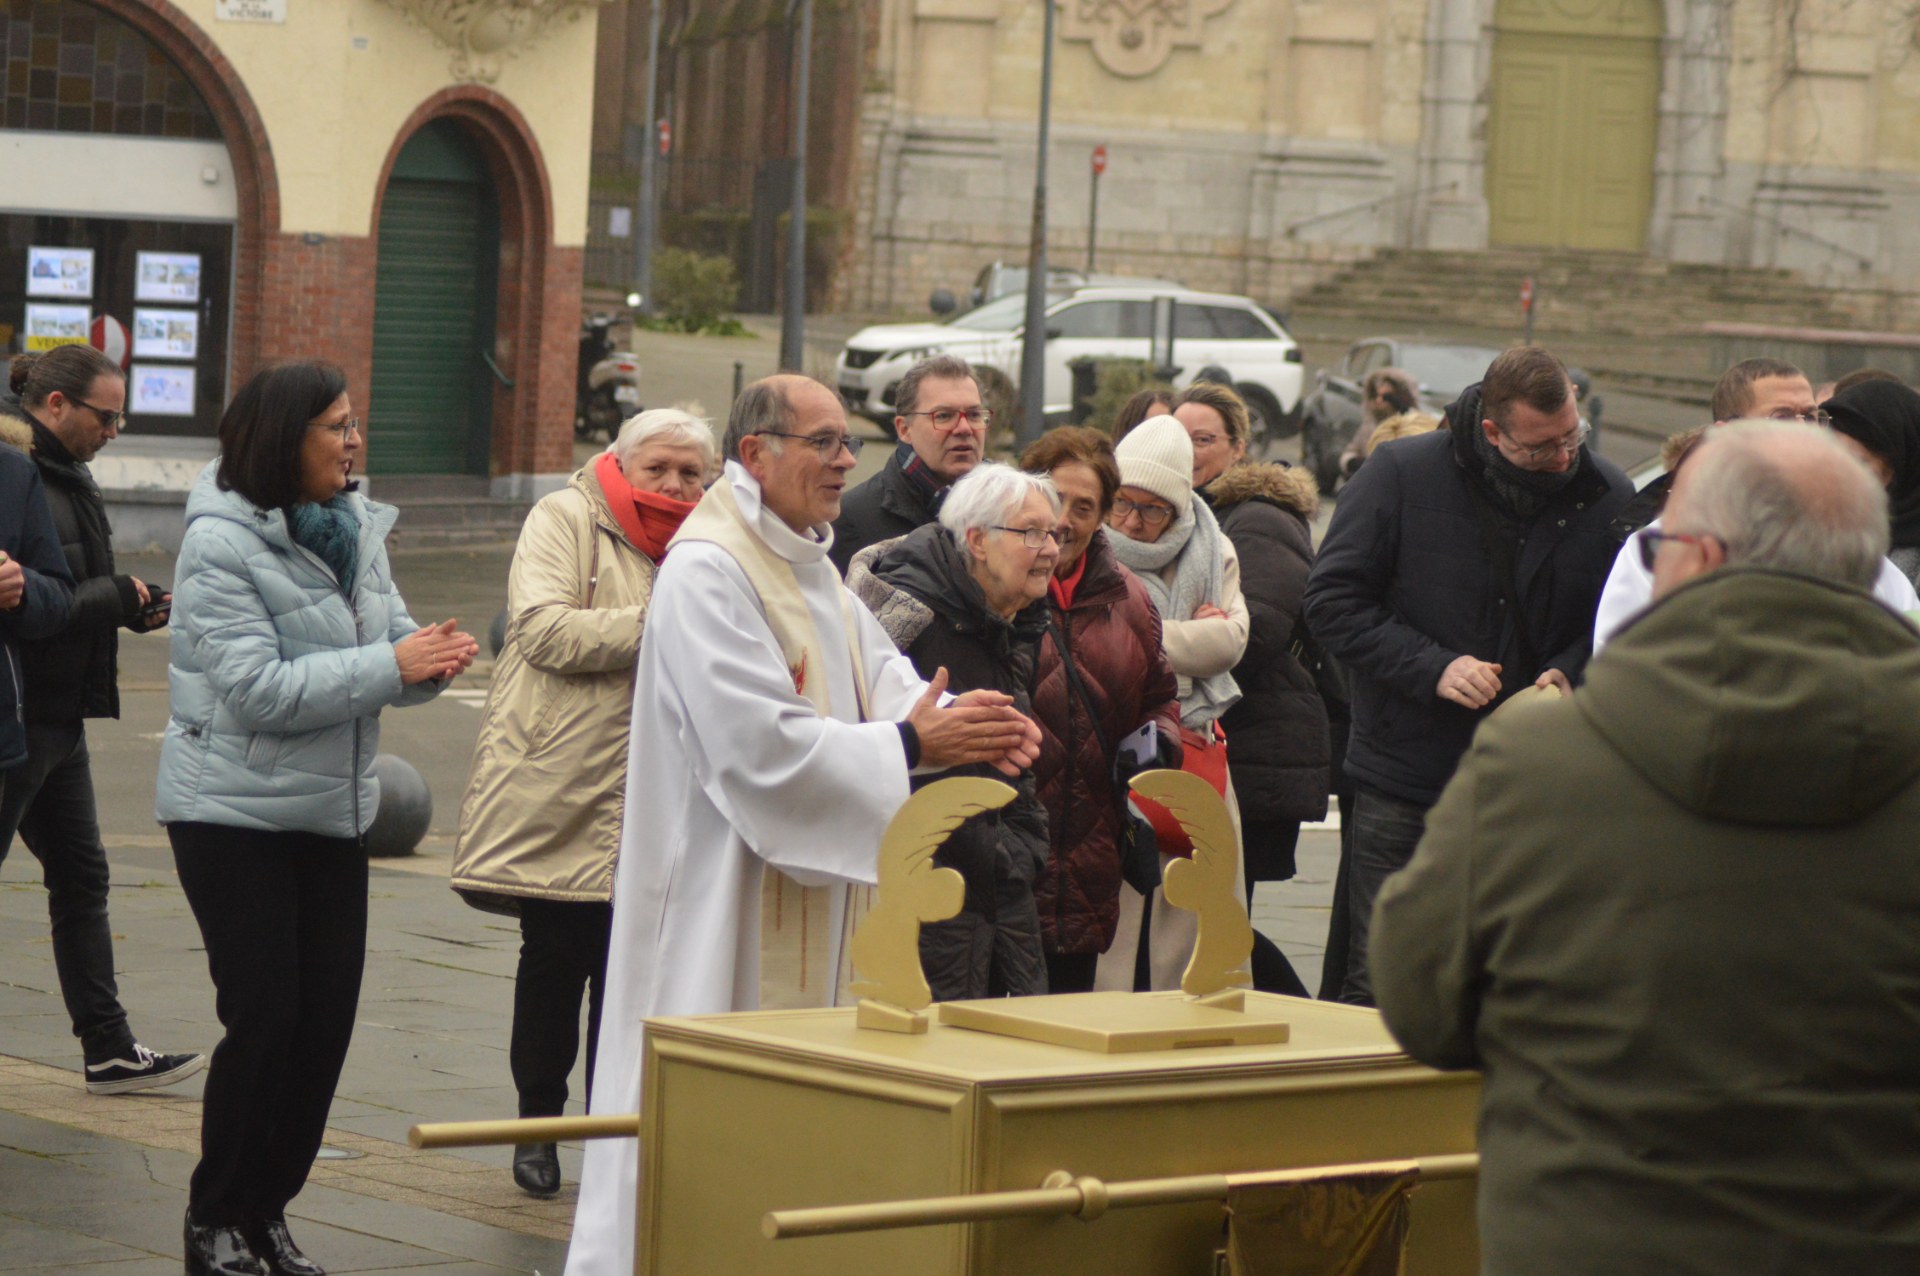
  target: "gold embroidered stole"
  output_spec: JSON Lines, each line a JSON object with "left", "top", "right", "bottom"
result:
{"left": 668, "top": 477, "right": 875, "bottom": 1008}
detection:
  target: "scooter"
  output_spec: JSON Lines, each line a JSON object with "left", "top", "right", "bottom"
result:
{"left": 576, "top": 314, "right": 643, "bottom": 441}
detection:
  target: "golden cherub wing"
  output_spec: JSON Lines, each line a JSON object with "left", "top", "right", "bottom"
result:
{"left": 878, "top": 776, "right": 1018, "bottom": 884}
{"left": 1129, "top": 768, "right": 1254, "bottom": 997}
{"left": 852, "top": 777, "right": 1016, "bottom": 1011}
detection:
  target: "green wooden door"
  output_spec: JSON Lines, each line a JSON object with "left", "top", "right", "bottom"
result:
{"left": 369, "top": 121, "right": 498, "bottom": 474}
{"left": 1486, "top": 0, "right": 1662, "bottom": 251}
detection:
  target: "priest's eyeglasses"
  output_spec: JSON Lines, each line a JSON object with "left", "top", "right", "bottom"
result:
{"left": 902, "top": 406, "right": 991, "bottom": 431}
{"left": 991, "top": 525, "right": 1061, "bottom": 549}
{"left": 755, "top": 430, "right": 864, "bottom": 459}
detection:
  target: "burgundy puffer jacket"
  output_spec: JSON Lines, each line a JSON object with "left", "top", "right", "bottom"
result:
{"left": 1031, "top": 532, "right": 1180, "bottom": 955}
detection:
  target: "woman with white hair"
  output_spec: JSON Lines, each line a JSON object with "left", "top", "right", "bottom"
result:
{"left": 848, "top": 462, "right": 1060, "bottom": 999}
{"left": 451, "top": 407, "right": 713, "bottom": 1196}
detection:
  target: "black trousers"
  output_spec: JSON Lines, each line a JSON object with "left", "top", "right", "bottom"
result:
{"left": 170, "top": 821, "right": 367, "bottom": 1227}
{"left": 0, "top": 722, "right": 134, "bottom": 1062}
{"left": 512, "top": 898, "right": 612, "bottom": 1119}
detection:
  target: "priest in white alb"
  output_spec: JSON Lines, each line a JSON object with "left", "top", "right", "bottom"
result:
{"left": 564, "top": 375, "right": 1041, "bottom": 1276}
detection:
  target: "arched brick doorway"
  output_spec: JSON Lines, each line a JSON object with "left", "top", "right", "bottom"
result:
{"left": 371, "top": 90, "right": 576, "bottom": 492}
{"left": 79, "top": 0, "right": 278, "bottom": 386}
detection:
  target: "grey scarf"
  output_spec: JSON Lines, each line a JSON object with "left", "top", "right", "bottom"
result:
{"left": 1107, "top": 500, "right": 1242, "bottom": 728}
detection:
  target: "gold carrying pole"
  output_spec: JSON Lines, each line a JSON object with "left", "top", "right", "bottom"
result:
{"left": 762, "top": 1153, "right": 1479, "bottom": 1240}
{"left": 408, "top": 1114, "right": 640, "bottom": 1150}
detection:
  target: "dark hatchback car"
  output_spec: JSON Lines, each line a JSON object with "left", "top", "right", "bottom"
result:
{"left": 1298, "top": 337, "right": 1601, "bottom": 494}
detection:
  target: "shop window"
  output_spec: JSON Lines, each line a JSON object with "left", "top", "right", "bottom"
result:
{"left": 1, "top": 0, "right": 220, "bottom": 139}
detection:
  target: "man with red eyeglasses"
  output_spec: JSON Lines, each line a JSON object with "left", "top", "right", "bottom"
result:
{"left": 830, "top": 354, "right": 987, "bottom": 573}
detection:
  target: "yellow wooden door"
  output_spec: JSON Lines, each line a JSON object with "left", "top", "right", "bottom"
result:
{"left": 1486, "top": 0, "right": 1662, "bottom": 251}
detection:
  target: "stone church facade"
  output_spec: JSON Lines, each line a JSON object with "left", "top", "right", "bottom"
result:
{"left": 835, "top": 0, "right": 1920, "bottom": 320}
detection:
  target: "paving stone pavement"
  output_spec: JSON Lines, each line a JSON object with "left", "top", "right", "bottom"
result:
{"left": 0, "top": 541, "right": 1339, "bottom": 1271}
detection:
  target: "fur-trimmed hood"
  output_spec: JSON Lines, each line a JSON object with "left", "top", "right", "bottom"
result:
{"left": 0, "top": 413, "right": 34, "bottom": 455}
{"left": 1205, "top": 460, "right": 1318, "bottom": 519}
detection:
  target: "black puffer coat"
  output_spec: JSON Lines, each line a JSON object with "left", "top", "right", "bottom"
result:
{"left": 0, "top": 419, "right": 75, "bottom": 769}
{"left": 849, "top": 524, "right": 1051, "bottom": 1000}
{"left": 5, "top": 414, "right": 151, "bottom": 724}
{"left": 1303, "top": 386, "right": 1632, "bottom": 805}
{"left": 1028, "top": 532, "right": 1181, "bottom": 956}
{"left": 1205, "top": 462, "right": 1331, "bottom": 832}
{"left": 829, "top": 445, "right": 939, "bottom": 575}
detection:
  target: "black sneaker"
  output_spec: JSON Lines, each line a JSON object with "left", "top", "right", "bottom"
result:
{"left": 84, "top": 1043, "right": 207, "bottom": 1095}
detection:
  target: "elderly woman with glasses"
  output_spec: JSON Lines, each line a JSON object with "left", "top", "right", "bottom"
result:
{"left": 452, "top": 408, "right": 713, "bottom": 1198}
{"left": 849, "top": 462, "right": 1059, "bottom": 1000}
{"left": 1101, "top": 414, "right": 1250, "bottom": 991}
{"left": 157, "top": 361, "right": 478, "bottom": 1276}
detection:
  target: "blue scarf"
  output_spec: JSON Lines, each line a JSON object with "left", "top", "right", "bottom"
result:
{"left": 288, "top": 496, "right": 360, "bottom": 589}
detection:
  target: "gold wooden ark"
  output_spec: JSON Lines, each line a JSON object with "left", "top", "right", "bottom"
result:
{"left": 638, "top": 992, "right": 1479, "bottom": 1275}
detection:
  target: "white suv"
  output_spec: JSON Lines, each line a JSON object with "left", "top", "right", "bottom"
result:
{"left": 834, "top": 286, "right": 1306, "bottom": 448}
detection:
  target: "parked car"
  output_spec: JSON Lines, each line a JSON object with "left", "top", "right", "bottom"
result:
{"left": 835, "top": 286, "right": 1306, "bottom": 447}
{"left": 963, "top": 261, "right": 1183, "bottom": 310}
{"left": 1298, "top": 336, "right": 1601, "bottom": 493}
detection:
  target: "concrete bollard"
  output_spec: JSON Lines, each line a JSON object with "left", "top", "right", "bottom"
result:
{"left": 367, "top": 754, "right": 433, "bottom": 858}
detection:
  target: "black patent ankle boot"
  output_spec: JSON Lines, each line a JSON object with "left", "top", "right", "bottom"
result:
{"left": 251, "top": 1217, "right": 325, "bottom": 1276}
{"left": 512, "top": 1141, "right": 560, "bottom": 1197}
{"left": 184, "top": 1209, "right": 268, "bottom": 1276}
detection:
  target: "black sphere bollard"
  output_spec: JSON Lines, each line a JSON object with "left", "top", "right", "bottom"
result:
{"left": 367, "top": 754, "right": 433, "bottom": 858}
{"left": 488, "top": 606, "right": 509, "bottom": 658}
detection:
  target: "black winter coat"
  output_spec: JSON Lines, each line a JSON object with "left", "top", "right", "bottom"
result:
{"left": 8, "top": 415, "right": 150, "bottom": 724}
{"left": 1028, "top": 532, "right": 1180, "bottom": 955}
{"left": 1204, "top": 462, "right": 1331, "bottom": 833}
{"left": 0, "top": 422, "right": 76, "bottom": 769}
{"left": 829, "top": 445, "right": 939, "bottom": 575}
{"left": 1303, "top": 394, "right": 1631, "bottom": 806}
{"left": 848, "top": 524, "right": 1051, "bottom": 1000}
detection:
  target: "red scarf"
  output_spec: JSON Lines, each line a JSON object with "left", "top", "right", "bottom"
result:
{"left": 594, "top": 452, "right": 696, "bottom": 560}
{"left": 1049, "top": 551, "right": 1089, "bottom": 611}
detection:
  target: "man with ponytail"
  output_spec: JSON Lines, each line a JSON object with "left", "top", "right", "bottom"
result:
{"left": 1, "top": 347, "right": 205, "bottom": 1095}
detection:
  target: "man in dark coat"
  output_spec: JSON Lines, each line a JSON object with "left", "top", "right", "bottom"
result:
{"left": 829, "top": 354, "right": 986, "bottom": 574}
{"left": 0, "top": 425, "right": 75, "bottom": 768}
{"left": 1373, "top": 420, "right": 1920, "bottom": 1275}
{"left": 1303, "top": 345, "right": 1630, "bottom": 1004}
{"left": 0, "top": 388, "right": 204, "bottom": 1094}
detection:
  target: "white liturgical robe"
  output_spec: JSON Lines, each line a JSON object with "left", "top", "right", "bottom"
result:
{"left": 564, "top": 462, "right": 928, "bottom": 1276}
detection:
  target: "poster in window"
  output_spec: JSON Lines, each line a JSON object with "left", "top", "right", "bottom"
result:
{"left": 130, "top": 365, "right": 197, "bottom": 417}
{"left": 23, "top": 304, "right": 92, "bottom": 351}
{"left": 135, "top": 252, "right": 203, "bottom": 304}
{"left": 133, "top": 308, "right": 201, "bottom": 360}
{"left": 26, "top": 247, "right": 94, "bottom": 299}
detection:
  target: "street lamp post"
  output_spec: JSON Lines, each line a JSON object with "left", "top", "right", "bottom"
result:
{"left": 631, "top": 0, "right": 664, "bottom": 317}
{"left": 1016, "top": 0, "right": 1056, "bottom": 451}
{"left": 779, "top": 0, "right": 813, "bottom": 373}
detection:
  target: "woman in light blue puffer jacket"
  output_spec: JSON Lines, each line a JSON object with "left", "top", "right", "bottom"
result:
{"left": 158, "top": 361, "right": 478, "bottom": 1276}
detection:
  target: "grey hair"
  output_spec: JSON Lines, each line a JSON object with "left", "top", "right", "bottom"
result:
{"left": 723, "top": 379, "right": 792, "bottom": 462}
{"left": 937, "top": 462, "right": 1060, "bottom": 548}
{"left": 608, "top": 407, "right": 716, "bottom": 468}
{"left": 894, "top": 354, "right": 979, "bottom": 419}
{"left": 1677, "top": 419, "right": 1888, "bottom": 588}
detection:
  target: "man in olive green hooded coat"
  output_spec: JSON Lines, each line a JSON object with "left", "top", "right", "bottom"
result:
{"left": 1373, "top": 419, "right": 1920, "bottom": 1275}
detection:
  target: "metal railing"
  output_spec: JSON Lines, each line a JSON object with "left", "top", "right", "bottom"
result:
{"left": 1700, "top": 194, "right": 1876, "bottom": 274}
{"left": 1281, "top": 181, "right": 1460, "bottom": 240}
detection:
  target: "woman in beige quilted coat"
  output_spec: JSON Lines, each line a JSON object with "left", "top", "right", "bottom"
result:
{"left": 452, "top": 408, "right": 712, "bottom": 1197}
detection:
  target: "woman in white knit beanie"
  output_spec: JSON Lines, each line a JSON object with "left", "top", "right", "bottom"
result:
{"left": 1099, "top": 414, "right": 1251, "bottom": 992}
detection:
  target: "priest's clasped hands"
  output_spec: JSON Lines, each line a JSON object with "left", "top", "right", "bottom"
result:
{"left": 907, "top": 667, "right": 1042, "bottom": 778}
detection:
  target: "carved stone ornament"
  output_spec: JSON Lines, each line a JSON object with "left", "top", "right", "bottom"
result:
{"left": 1060, "top": 0, "right": 1234, "bottom": 78}
{"left": 381, "top": 0, "right": 614, "bottom": 84}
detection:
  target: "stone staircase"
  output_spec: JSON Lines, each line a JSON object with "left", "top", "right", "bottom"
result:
{"left": 369, "top": 475, "right": 531, "bottom": 548}
{"left": 1286, "top": 247, "right": 1859, "bottom": 341}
